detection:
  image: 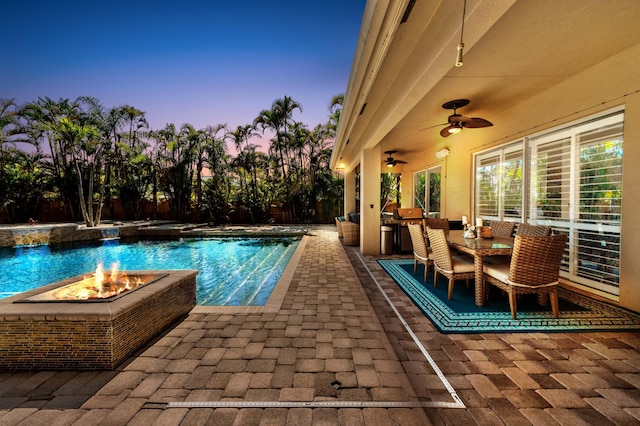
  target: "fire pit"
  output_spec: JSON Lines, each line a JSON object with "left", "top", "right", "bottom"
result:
{"left": 18, "top": 263, "right": 167, "bottom": 302}
{"left": 0, "top": 268, "right": 197, "bottom": 371}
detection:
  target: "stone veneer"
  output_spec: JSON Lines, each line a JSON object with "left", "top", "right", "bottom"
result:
{"left": 0, "top": 222, "right": 176, "bottom": 248}
{"left": 0, "top": 269, "right": 197, "bottom": 371}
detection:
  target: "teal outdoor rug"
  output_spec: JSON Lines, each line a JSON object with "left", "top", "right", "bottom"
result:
{"left": 378, "top": 259, "right": 640, "bottom": 333}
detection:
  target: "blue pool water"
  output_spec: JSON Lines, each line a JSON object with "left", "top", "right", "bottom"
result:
{"left": 0, "top": 237, "right": 300, "bottom": 306}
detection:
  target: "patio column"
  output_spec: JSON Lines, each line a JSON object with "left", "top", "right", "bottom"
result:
{"left": 344, "top": 167, "right": 357, "bottom": 217}
{"left": 359, "top": 147, "right": 381, "bottom": 255}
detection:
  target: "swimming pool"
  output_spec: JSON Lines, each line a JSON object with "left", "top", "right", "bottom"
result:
{"left": 0, "top": 237, "right": 300, "bottom": 306}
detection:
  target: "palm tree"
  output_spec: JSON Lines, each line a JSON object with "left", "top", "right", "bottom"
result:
{"left": 307, "top": 124, "right": 331, "bottom": 207}
{"left": 19, "top": 96, "right": 110, "bottom": 226}
{"left": 47, "top": 116, "right": 104, "bottom": 226}
{"left": 254, "top": 96, "right": 302, "bottom": 182}
{"left": 2, "top": 93, "right": 348, "bottom": 225}
{"left": 191, "top": 124, "right": 225, "bottom": 221}
{"left": 77, "top": 96, "right": 112, "bottom": 226}
{"left": 254, "top": 96, "right": 304, "bottom": 222}
{"left": 203, "top": 124, "right": 228, "bottom": 172}
{"left": 20, "top": 97, "right": 81, "bottom": 220}
{"left": 200, "top": 124, "right": 229, "bottom": 223}
{"left": 152, "top": 123, "right": 197, "bottom": 221}
{"left": 119, "top": 105, "right": 148, "bottom": 149}
{"left": 0, "top": 99, "right": 20, "bottom": 148}
{"left": 328, "top": 93, "right": 344, "bottom": 138}
{"left": 255, "top": 108, "right": 285, "bottom": 180}
{"left": 227, "top": 124, "right": 265, "bottom": 223}
{"left": 102, "top": 105, "right": 150, "bottom": 220}
{"left": 0, "top": 148, "right": 50, "bottom": 223}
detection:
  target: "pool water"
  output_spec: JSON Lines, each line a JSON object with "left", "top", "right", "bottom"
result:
{"left": 0, "top": 237, "right": 300, "bottom": 306}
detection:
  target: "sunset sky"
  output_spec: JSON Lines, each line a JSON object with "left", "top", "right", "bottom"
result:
{"left": 2, "top": 1, "right": 365, "bottom": 138}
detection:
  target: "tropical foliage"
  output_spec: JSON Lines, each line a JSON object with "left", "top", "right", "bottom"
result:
{"left": 0, "top": 95, "right": 345, "bottom": 226}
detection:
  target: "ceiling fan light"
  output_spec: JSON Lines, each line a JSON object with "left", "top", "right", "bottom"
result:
{"left": 448, "top": 126, "right": 462, "bottom": 134}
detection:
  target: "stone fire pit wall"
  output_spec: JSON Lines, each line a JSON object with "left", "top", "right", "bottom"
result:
{"left": 0, "top": 270, "right": 197, "bottom": 371}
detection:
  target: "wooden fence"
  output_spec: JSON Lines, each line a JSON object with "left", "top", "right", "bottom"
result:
{"left": 1, "top": 199, "right": 340, "bottom": 225}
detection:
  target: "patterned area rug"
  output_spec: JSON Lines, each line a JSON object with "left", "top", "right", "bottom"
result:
{"left": 378, "top": 259, "right": 640, "bottom": 333}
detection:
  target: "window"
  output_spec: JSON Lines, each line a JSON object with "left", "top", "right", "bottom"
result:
{"left": 475, "top": 142, "right": 523, "bottom": 222}
{"left": 381, "top": 173, "right": 400, "bottom": 212}
{"left": 413, "top": 170, "right": 426, "bottom": 212}
{"left": 414, "top": 166, "right": 441, "bottom": 217}
{"left": 530, "top": 111, "right": 623, "bottom": 296}
{"left": 474, "top": 110, "right": 624, "bottom": 298}
{"left": 428, "top": 167, "right": 441, "bottom": 218}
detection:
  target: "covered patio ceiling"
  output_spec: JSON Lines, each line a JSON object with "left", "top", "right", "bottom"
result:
{"left": 331, "top": 0, "right": 640, "bottom": 170}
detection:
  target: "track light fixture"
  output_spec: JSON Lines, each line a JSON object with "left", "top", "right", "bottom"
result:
{"left": 455, "top": 0, "right": 467, "bottom": 67}
{"left": 456, "top": 43, "right": 464, "bottom": 67}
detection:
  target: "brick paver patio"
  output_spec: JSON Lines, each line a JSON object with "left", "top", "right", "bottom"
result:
{"left": 1, "top": 225, "right": 639, "bottom": 425}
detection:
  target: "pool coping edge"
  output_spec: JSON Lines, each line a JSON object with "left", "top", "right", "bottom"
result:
{"left": 190, "top": 234, "right": 309, "bottom": 314}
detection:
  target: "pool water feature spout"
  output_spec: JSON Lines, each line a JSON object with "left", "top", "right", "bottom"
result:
{"left": 100, "top": 227, "right": 120, "bottom": 241}
{"left": 11, "top": 227, "right": 52, "bottom": 247}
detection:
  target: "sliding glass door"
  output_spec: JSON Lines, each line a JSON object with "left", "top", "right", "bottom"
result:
{"left": 414, "top": 166, "right": 441, "bottom": 218}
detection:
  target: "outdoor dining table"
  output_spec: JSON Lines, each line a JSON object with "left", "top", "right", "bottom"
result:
{"left": 447, "top": 231, "right": 515, "bottom": 306}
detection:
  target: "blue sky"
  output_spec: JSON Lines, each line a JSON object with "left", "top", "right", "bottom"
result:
{"left": 2, "top": 1, "right": 365, "bottom": 134}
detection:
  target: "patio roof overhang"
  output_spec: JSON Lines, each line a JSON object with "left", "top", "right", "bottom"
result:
{"left": 331, "top": 0, "right": 640, "bottom": 172}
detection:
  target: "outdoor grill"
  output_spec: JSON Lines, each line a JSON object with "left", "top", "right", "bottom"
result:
{"left": 393, "top": 208, "right": 424, "bottom": 252}
{"left": 393, "top": 208, "right": 424, "bottom": 225}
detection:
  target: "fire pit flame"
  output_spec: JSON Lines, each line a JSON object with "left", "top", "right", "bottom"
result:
{"left": 43, "top": 263, "right": 160, "bottom": 301}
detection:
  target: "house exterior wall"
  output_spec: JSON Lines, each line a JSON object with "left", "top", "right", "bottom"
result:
{"left": 402, "top": 43, "right": 640, "bottom": 312}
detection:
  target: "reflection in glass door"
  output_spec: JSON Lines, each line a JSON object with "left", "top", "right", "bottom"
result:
{"left": 414, "top": 167, "right": 441, "bottom": 218}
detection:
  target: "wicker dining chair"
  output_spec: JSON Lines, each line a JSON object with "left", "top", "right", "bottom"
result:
{"left": 423, "top": 217, "right": 451, "bottom": 251}
{"left": 426, "top": 227, "right": 475, "bottom": 300}
{"left": 483, "top": 233, "right": 567, "bottom": 319}
{"left": 515, "top": 223, "right": 551, "bottom": 236}
{"left": 408, "top": 223, "right": 432, "bottom": 282}
{"left": 490, "top": 220, "right": 516, "bottom": 238}
{"left": 423, "top": 218, "right": 449, "bottom": 236}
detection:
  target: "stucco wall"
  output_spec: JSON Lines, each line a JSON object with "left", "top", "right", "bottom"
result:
{"left": 403, "top": 43, "right": 640, "bottom": 312}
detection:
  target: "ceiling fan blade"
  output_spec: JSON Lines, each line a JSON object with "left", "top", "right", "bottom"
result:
{"left": 395, "top": 160, "right": 407, "bottom": 164}
{"left": 437, "top": 99, "right": 492, "bottom": 137}
{"left": 420, "top": 122, "right": 449, "bottom": 131}
{"left": 459, "top": 117, "right": 493, "bottom": 128}
{"left": 440, "top": 126, "right": 455, "bottom": 137}
{"left": 447, "top": 113, "right": 463, "bottom": 124}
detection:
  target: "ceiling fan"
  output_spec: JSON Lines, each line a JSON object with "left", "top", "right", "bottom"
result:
{"left": 438, "top": 99, "right": 493, "bottom": 137}
{"left": 384, "top": 150, "right": 407, "bottom": 168}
